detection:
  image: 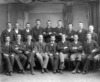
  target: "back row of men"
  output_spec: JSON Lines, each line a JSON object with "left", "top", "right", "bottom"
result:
{"left": 1, "top": 19, "right": 98, "bottom": 44}
{"left": 0, "top": 19, "right": 99, "bottom": 76}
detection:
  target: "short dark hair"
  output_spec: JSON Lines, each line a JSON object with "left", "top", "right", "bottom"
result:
{"left": 7, "top": 22, "right": 11, "bottom": 25}
{"left": 36, "top": 19, "right": 41, "bottom": 22}
{"left": 58, "top": 20, "right": 62, "bottom": 22}
{"left": 26, "top": 22, "right": 30, "bottom": 25}
{"left": 68, "top": 23, "right": 73, "bottom": 26}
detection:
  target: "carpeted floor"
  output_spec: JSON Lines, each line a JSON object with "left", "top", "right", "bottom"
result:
{"left": 0, "top": 70, "right": 100, "bottom": 82}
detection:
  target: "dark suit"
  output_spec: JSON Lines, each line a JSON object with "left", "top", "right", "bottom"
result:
{"left": 31, "top": 26, "right": 44, "bottom": 41}
{"left": 65, "top": 29, "right": 76, "bottom": 42}
{"left": 83, "top": 40, "right": 99, "bottom": 72}
{"left": 57, "top": 41, "right": 70, "bottom": 69}
{"left": 43, "top": 27, "right": 53, "bottom": 43}
{"left": 12, "top": 41, "right": 27, "bottom": 68}
{"left": 0, "top": 42, "right": 3, "bottom": 73}
{"left": 1, "top": 29, "right": 13, "bottom": 44}
{"left": 22, "top": 29, "right": 35, "bottom": 42}
{"left": 70, "top": 41, "right": 83, "bottom": 71}
{"left": 77, "top": 29, "right": 87, "bottom": 43}
{"left": 24, "top": 42, "right": 35, "bottom": 69}
{"left": 88, "top": 32, "right": 98, "bottom": 42}
{"left": 54, "top": 27, "right": 64, "bottom": 43}
{"left": 12, "top": 28, "right": 23, "bottom": 41}
{"left": 46, "top": 42, "right": 59, "bottom": 71}
{"left": 2, "top": 43, "right": 14, "bottom": 72}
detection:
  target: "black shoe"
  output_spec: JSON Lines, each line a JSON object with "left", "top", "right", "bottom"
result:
{"left": 82, "top": 71, "right": 87, "bottom": 75}
{"left": 59, "top": 70, "right": 63, "bottom": 74}
{"left": 9, "top": 72, "right": 13, "bottom": 76}
{"left": 22, "top": 70, "right": 26, "bottom": 74}
{"left": 72, "top": 70, "right": 76, "bottom": 74}
{"left": 77, "top": 69, "right": 81, "bottom": 73}
{"left": 44, "top": 68, "right": 48, "bottom": 73}
{"left": 31, "top": 69, "right": 35, "bottom": 75}
{"left": 41, "top": 68, "right": 44, "bottom": 74}
{"left": 57, "top": 70, "right": 59, "bottom": 73}
{"left": 53, "top": 70, "right": 56, "bottom": 74}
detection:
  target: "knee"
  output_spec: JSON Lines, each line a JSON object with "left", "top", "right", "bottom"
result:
{"left": 24, "top": 56, "right": 27, "bottom": 61}
{"left": 94, "top": 55, "right": 100, "bottom": 61}
{"left": 77, "top": 55, "right": 82, "bottom": 61}
{"left": 70, "top": 55, "right": 75, "bottom": 61}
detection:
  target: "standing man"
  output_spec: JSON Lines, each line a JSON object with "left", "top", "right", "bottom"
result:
{"left": 57, "top": 34, "right": 70, "bottom": 73}
{"left": 43, "top": 20, "right": 53, "bottom": 43}
{"left": 31, "top": 19, "right": 44, "bottom": 41}
{"left": 22, "top": 22, "right": 35, "bottom": 42}
{"left": 55, "top": 20, "right": 64, "bottom": 43}
{"left": 88, "top": 25, "right": 98, "bottom": 42}
{"left": 70, "top": 34, "right": 83, "bottom": 74}
{"left": 35, "top": 35, "right": 49, "bottom": 73}
{"left": 77, "top": 22, "right": 87, "bottom": 43}
{"left": 66, "top": 23, "right": 76, "bottom": 42}
{"left": 24, "top": 35, "right": 36, "bottom": 75}
{"left": 2, "top": 36, "right": 14, "bottom": 76}
{"left": 1, "top": 22, "right": 13, "bottom": 44}
{"left": 46, "top": 36, "right": 59, "bottom": 74}
{"left": 83, "top": 33, "right": 99, "bottom": 74}
{"left": 13, "top": 22, "right": 23, "bottom": 41}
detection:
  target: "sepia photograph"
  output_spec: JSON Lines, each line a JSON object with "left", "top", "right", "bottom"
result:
{"left": 0, "top": 0, "right": 100, "bottom": 82}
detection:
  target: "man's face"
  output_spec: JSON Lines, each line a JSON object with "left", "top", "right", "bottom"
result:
{"left": 89, "top": 25, "right": 94, "bottom": 32}
{"left": 79, "top": 23, "right": 83, "bottom": 30}
{"left": 47, "top": 21, "right": 51, "bottom": 27}
{"left": 62, "top": 35, "right": 66, "bottom": 41}
{"left": 8, "top": 23, "right": 12, "bottom": 29}
{"left": 87, "top": 34, "right": 92, "bottom": 40}
{"left": 39, "top": 35, "right": 43, "bottom": 41}
{"left": 68, "top": 24, "right": 73, "bottom": 30}
{"left": 26, "top": 24, "right": 30, "bottom": 29}
{"left": 17, "top": 35, "right": 21, "bottom": 41}
{"left": 15, "top": 23, "right": 19, "bottom": 28}
{"left": 57, "top": 21, "right": 62, "bottom": 27}
{"left": 74, "top": 35, "right": 78, "bottom": 41}
{"left": 36, "top": 21, "right": 41, "bottom": 26}
{"left": 51, "top": 36, "right": 55, "bottom": 42}
{"left": 27, "top": 36, "right": 32, "bottom": 41}
{"left": 6, "top": 37, "right": 10, "bottom": 42}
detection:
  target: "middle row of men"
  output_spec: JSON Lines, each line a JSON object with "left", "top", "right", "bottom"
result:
{"left": 2, "top": 33, "right": 99, "bottom": 76}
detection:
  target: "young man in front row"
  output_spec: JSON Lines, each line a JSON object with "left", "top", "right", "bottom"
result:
{"left": 46, "top": 36, "right": 59, "bottom": 74}
{"left": 82, "top": 33, "right": 99, "bottom": 74}
{"left": 2, "top": 36, "right": 14, "bottom": 76}
{"left": 12, "top": 34, "right": 27, "bottom": 74}
{"left": 24, "top": 35, "right": 36, "bottom": 75}
{"left": 57, "top": 34, "right": 70, "bottom": 74}
{"left": 35, "top": 35, "right": 49, "bottom": 73}
{"left": 70, "top": 34, "right": 83, "bottom": 74}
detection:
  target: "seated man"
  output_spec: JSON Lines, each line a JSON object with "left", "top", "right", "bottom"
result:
{"left": 70, "top": 34, "right": 83, "bottom": 74}
{"left": 35, "top": 35, "right": 49, "bottom": 73}
{"left": 13, "top": 34, "right": 27, "bottom": 73}
{"left": 46, "top": 36, "right": 59, "bottom": 74}
{"left": 57, "top": 34, "right": 70, "bottom": 74}
{"left": 0, "top": 41, "right": 3, "bottom": 73}
{"left": 24, "top": 35, "right": 36, "bottom": 75}
{"left": 2, "top": 36, "right": 14, "bottom": 76}
{"left": 83, "top": 33, "right": 99, "bottom": 74}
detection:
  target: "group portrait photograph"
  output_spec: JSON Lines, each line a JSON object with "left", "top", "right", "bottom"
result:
{"left": 0, "top": 0, "right": 100, "bottom": 82}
